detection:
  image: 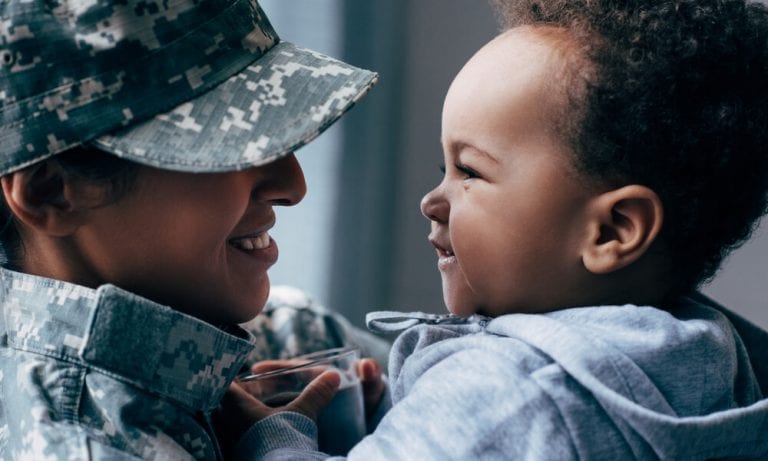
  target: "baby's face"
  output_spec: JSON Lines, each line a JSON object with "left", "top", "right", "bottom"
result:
{"left": 74, "top": 154, "right": 306, "bottom": 324}
{"left": 421, "top": 28, "right": 596, "bottom": 317}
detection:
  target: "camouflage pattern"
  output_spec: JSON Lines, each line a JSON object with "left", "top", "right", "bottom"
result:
{"left": 241, "top": 286, "right": 391, "bottom": 368}
{"left": 0, "top": 269, "right": 390, "bottom": 460}
{"left": 0, "top": 0, "right": 377, "bottom": 175}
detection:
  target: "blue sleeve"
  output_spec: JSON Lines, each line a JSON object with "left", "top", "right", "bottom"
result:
{"left": 235, "top": 347, "right": 580, "bottom": 460}
{"left": 345, "top": 347, "right": 579, "bottom": 460}
{"left": 232, "top": 412, "right": 331, "bottom": 461}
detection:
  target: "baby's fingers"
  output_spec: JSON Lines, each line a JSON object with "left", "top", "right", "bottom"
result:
{"left": 213, "top": 382, "right": 276, "bottom": 454}
{"left": 284, "top": 370, "right": 340, "bottom": 420}
{"left": 222, "top": 382, "right": 275, "bottom": 422}
{"left": 358, "top": 358, "right": 385, "bottom": 415}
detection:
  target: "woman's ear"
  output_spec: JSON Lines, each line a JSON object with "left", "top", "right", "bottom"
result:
{"left": 0, "top": 160, "right": 84, "bottom": 237}
{"left": 581, "top": 185, "right": 663, "bottom": 274}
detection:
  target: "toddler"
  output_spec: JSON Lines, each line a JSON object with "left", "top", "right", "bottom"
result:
{"left": 228, "top": 0, "right": 768, "bottom": 459}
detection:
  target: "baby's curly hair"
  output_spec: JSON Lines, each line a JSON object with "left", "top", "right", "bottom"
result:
{"left": 492, "top": 0, "right": 768, "bottom": 295}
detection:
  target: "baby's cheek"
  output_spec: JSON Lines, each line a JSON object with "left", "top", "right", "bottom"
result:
{"left": 453, "top": 230, "right": 495, "bottom": 280}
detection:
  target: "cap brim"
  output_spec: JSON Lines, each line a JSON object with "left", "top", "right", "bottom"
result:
{"left": 90, "top": 41, "right": 377, "bottom": 172}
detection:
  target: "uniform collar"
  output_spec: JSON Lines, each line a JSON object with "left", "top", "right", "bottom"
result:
{"left": 1, "top": 269, "right": 254, "bottom": 412}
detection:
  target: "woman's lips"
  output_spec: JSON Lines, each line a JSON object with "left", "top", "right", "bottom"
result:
{"left": 228, "top": 230, "right": 279, "bottom": 268}
{"left": 229, "top": 231, "right": 272, "bottom": 251}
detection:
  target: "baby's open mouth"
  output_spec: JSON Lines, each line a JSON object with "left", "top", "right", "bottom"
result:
{"left": 229, "top": 232, "right": 271, "bottom": 251}
{"left": 429, "top": 236, "right": 454, "bottom": 258}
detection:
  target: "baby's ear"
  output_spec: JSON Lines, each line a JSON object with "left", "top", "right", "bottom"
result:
{"left": 581, "top": 185, "right": 663, "bottom": 274}
{"left": 0, "top": 160, "right": 85, "bottom": 236}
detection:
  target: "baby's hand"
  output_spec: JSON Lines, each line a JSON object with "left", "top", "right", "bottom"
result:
{"left": 213, "top": 370, "right": 340, "bottom": 453}
{"left": 357, "top": 358, "right": 385, "bottom": 417}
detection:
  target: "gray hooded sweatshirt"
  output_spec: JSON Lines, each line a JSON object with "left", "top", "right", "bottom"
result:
{"left": 237, "top": 293, "right": 768, "bottom": 460}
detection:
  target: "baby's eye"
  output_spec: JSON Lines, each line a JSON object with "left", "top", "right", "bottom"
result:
{"left": 455, "top": 163, "right": 480, "bottom": 180}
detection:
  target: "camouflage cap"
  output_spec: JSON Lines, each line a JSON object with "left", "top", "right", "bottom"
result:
{"left": 0, "top": 0, "right": 377, "bottom": 174}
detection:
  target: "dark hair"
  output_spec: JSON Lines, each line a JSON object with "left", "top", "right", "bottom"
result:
{"left": 0, "top": 147, "right": 139, "bottom": 270}
{"left": 492, "top": 0, "right": 768, "bottom": 294}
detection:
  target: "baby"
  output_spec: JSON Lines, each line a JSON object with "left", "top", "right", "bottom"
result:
{"left": 226, "top": 1, "right": 768, "bottom": 459}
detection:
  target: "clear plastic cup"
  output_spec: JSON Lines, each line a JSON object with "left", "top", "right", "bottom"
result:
{"left": 238, "top": 347, "right": 366, "bottom": 455}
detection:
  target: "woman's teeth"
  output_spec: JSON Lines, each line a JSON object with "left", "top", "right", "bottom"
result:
{"left": 231, "top": 232, "right": 270, "bottom": 251}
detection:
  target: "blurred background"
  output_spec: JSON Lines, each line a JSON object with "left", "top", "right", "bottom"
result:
{"left": 262, "top": 0, "right": 768, "bottom": 330}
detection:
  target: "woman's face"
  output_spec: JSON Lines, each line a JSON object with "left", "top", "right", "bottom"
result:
{"left": 69, "top": 154, "right": 306, "bottom": 324}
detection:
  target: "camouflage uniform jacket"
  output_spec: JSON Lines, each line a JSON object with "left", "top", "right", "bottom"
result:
{"left": 0, "top": 269, "right": 389, "bottom": 460}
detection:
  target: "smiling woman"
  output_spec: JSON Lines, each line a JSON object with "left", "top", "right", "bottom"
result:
{"left": 0, "top": 147, "right": 307, "bottom": 324}
{"left": 0, "top": 0, "right": 381, "bottom": 457}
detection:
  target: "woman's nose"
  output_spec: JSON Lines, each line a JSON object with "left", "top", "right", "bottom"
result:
{"left": 254, "top": 153, "right": 307, "bottom": 206}
{"left": 420, "top": 186, "right": 448, "bottom": 223}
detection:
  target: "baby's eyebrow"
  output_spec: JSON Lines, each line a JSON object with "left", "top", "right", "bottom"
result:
{"left": 441, "top": 136, "right": 501, "bottom": 165}
{"left": 453, "top": 141, "right": 500, "bottom": 164}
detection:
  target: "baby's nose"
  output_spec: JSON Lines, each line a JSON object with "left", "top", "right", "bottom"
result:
{"left": 420, "top": 187, "right": 448, "bottom": 223}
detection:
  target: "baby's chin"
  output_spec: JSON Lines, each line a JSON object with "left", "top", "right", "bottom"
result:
{"left": 457, "top": 300, "right": 536, "bottom": 319}
{"left": 444, "top": 299, "right": 485, "bottom": 319}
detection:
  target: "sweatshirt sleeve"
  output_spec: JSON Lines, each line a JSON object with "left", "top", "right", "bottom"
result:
{"left": 345, "top": 346, "right": 579, "bottom": 460}
{"left": 236, "top": 346, "right": 581, "bottom": 460}
{"left": 232, "top": 412, "right": 327, "bottom": 461}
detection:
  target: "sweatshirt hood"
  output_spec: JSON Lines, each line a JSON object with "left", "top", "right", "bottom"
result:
{"left": 484, "top": 293, "right": 768, "bottom": 460}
